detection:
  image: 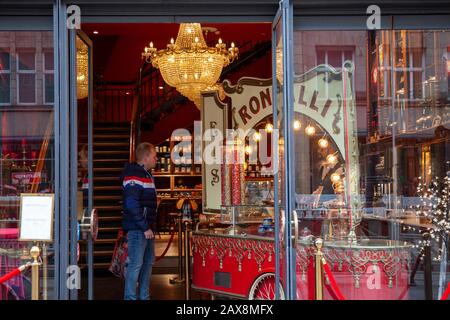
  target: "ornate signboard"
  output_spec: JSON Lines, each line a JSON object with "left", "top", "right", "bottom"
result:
{"left": 201, "top": 91, "right": 228, "bottom": 214}
{"left": 202, "top": 62, "right": 360, "bottom": 232}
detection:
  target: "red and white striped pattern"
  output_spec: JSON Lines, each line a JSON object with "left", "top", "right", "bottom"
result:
{"left": 123, "top": 176, "right": 155, "bottom": 189}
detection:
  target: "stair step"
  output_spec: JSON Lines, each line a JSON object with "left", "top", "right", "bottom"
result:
{"left": 98, "top": 216, "right": 122, "bottom": 221}
{"left": 94, "top": 167, "right": 123, "bottom": 173}
{"left": 79, "top": 262, "right": 112, "bottom": 269}
{"left": 94, "top": 176, "right": 121, "bottom": 181}
{"left": 94, "top": 195, "right": 122, "bottom": 201}
{"left": 94, "top": 150, "right": 129, "bottom": 155}
{"left": 95, "top": 186, "right": 122, "bottom": 191}
{"left": 94, "top": 142, "right": 129, "bottom": 147}
{"left": 94, "top": 158, "right": 128, "bottom": 163}
{"left": 96, "top": 205, "right": 122, "bottom": 211}
{"left": 80, "top": 250, "right": 114, "bottom": 257}
{"left": 94, "top": 134, "right": 129, "bottom": 139}
{"left": 99, "top": 226, "right": 121, "bottom": 232}
{"left": 81, "top": 238, "right": 116, "bottom": 244}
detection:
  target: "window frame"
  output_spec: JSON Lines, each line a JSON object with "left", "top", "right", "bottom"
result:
{"left": 0, "top": 48, "right": 11, "bottom": 105}
{"left": 43, "top": 49, "right": 54, "bottom": 105}
{"left": 16, "top": 50, "right": 37, "bottom": 105}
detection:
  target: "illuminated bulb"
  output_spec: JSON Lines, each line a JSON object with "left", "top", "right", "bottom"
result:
{"left": 265, "top": 123, "right": 273, "bottom": 133}
{"left": 194, "top": 37, "right": 199, "bottom": 43}
{"left": 144, "top": 47, "right": 149, "bottom": 53}
{"left": 93, "top": 30, "right": 99, "bottom": 35}
{"left": 245, "top": 145, "right": 252, "bottom": 154}
{"left": 326, "top": 154, "right": 338, "bottom": 165}
{"left": 170, "top": 38, "right": 174, "bottom": 44}
{"left": 330, "top": 173, "right": 341, "bottom": 183}
{"left": 318, "top": 138, "right": 329, "bottom": 148}
{"left": 253, "top": 132, "right": 262, "bottom": 141}
{"left": 218, "top": 38, "right": 222, "bottom": 44}
{"left": 293, "top": 120, "right": 301, "bottom": 130}
{"left": 231, "top": 42, "right": 235, "bottom": 48}
{"left": 150, "top": 41, "right": 153, "bottom": 48}
{"left": 305, "top": 125, "right": 316, "bottom": 136}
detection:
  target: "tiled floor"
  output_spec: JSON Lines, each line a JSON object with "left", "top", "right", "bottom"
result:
{"left": 79, "top": 273, "right": 208, "bottom": 300}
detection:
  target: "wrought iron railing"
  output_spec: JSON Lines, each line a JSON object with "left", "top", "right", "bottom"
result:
{"left": 94, "top": 39, "right": 270, "bottom": 126}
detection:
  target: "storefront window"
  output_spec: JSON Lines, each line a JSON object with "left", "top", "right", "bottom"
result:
{"left": 0, "top": 31, "right": 55, "bottom": 300}
{"left": 292, "top": 29, "right": 449, "bottom": 299}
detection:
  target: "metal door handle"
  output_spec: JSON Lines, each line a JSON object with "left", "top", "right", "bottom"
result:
{"left": 292, "top": 210, "right": 299, "bottom": 247}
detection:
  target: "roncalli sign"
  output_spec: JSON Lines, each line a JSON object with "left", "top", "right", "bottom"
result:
{"left": 202, "top": 62, "right": 360, "bottom": 223}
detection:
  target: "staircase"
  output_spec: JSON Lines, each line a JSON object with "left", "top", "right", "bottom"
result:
{"left": 85, "top": 122, "right": 130, "bottom": 269}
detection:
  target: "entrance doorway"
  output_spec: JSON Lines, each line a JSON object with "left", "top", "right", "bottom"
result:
{"left": 72, "top": 21, "right": 273, "bottom": 300}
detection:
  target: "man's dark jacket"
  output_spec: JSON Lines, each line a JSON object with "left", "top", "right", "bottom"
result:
{"left": 120, "top": 162, "right": 157, "bottom": 232}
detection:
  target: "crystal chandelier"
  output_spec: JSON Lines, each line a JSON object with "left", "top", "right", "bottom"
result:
{"left": 142, "top": 23, "right": 239, "bottom": 108}
{"left": 76, "top": 36, "right": 89, "bottom": 99}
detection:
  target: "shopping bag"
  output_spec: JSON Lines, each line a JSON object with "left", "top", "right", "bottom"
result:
{"left": 109, "top": 229, "right": 128, "bottom": 278}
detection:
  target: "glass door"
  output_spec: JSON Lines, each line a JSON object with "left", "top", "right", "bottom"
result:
{"left": 290, "top": 18, "right": 450, "bottom": 300}
{"left": 272, "top": 0, "right": 296, "bottom": 300}
{"left": 69, "top": 30, "right": 94, "bottom": 300}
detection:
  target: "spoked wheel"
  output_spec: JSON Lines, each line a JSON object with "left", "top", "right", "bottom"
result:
{"left": 248, "top": 273, "right": 285, "bottom": 300}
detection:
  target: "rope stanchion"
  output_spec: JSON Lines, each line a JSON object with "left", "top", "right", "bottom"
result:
{"left": 322, "top": 258, "right": 346, "bottom": 300}
{"left": 0, "top": 263, "right": 31, "bottom": 285}
{"left": 440, "top": 282, "right": 450, "bottom": 300}
{"left": 155, "top": 230, "right": 176, "bottom": 262}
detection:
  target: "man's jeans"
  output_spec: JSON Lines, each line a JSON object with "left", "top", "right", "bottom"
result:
{"left": 124, "top": 230, "right": 155, "bottom": 300}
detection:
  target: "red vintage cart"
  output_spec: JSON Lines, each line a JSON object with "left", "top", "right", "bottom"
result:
{"left": 191, "top": 223, "right": 411, "bottom": 300}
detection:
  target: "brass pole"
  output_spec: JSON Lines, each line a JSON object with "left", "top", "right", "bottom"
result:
{"left": 42, "top": 243, "right": 47, "bottom": 300}
{"left": 30, "top": 246, "right": 40, "bottom": 300}
{"left": 169, "top": 214, "right": 185, "bottom": 284}
{"left": 314, "top": 238, "right": 324, "bottom": 300}
{"left": 184, "top": 221, "right": 191, "bottom": 300}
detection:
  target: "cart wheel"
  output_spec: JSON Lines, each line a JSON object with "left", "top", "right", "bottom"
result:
{"left": 248, "top": 273, "right": 284, "bottom": 300}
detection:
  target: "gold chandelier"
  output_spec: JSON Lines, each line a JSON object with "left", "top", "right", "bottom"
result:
{"left": 142, "top": 23, "right": 239, "bottom": 108}
{"left": 76, "top": 35, "right": 89, "bottom": 99}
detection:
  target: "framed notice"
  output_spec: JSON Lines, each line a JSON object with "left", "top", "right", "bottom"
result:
{"left": 19, "top": 193, "right": 54, "bottom": 242}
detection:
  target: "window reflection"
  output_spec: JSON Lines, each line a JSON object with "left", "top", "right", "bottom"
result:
{"left": 0, "top": 31, "right": 54, "bottom": 300}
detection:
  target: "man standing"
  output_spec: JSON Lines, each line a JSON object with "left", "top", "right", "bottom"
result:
{"left": 121, "top": 142, "right": 158, "bottom": 300}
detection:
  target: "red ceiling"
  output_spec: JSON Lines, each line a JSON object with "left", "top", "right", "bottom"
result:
{"left": 81, "top": 23, "right": 271, "bottom": 83}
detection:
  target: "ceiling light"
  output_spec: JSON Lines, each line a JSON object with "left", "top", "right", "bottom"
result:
{"left": 293, "top": 120, "right": 301, "bottom": 131}
{"left": 142, "top": 23, "right": 238, "bottom": 109}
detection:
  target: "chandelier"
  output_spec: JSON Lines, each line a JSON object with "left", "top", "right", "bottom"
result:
{"left": 142, "top": 23, "right": 239, "bottom": 108}
{"left": 76, "top": 35, "right": 89, "bottom": 99}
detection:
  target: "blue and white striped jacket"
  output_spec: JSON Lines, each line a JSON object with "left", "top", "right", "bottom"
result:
{"left": 120, "top": 162, "right": 157, "bottom": 232}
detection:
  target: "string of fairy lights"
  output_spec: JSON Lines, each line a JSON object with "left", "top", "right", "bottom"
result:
{"left": 243, "top": 116, "right": 344, "bottom": 190}
{"left": 405, "top": 173, "right": 450, "bottom": 261}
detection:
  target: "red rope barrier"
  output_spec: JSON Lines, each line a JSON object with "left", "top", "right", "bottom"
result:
{"left": 0, "top": 264, "right": 30, "bottom": 285}
{"left": 324, "top": 280, "right": 340, "bottom": 300}
{"left": 155, "top": 230, "right": 176, "bottom": 262}
{"left": 440, "top": 282, "right": 450, "bottom": 300}
{"left": 322, "top": 260, "right": 346, "bottom": 300}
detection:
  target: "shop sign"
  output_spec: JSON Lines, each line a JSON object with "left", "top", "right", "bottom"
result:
{"left": 201, "top": 91, "right": 228, "bottom": 214}
{"left": 19, "top": 193, "right": 54, "bottom": 242}
{"left": 222, "top": 62, "right": 357, "bottom": 161}
{"left": 11, "top": 172, "right": 46, "bottom": 185}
